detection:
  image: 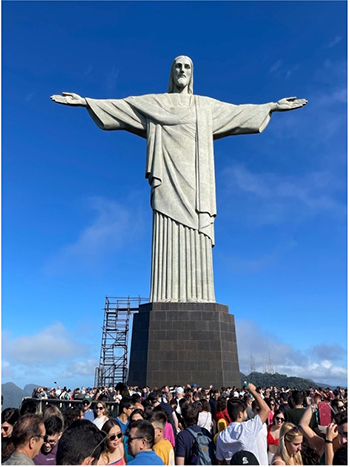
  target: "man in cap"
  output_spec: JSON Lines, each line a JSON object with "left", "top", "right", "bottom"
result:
{"left": 82, "top": 397, "right": 94, "bottom": 422}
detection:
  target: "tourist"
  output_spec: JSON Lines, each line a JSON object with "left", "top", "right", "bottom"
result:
{"left": 153, "top": 406, "right": 175, "bottom": 448}
{"left": 175, "top": 404, "right": 214, "bottom": 465}
{"left": 209, "top": 389, "right": 220, "bottom": 420}
{"left": 126, "top": 419, "right": 164, "bottom": 465}
{"left": 267, "top": 410, "right": 285, "bottom": 464}
{"left": 4, "top": 414, "right": 45, "bottom": 465}
{"left": 1, "top": 408, "right": 20, "bottom": 462}
{"left": 63, "top": 406, "right": 84, "bottom": 428}
{"left": 82, "top": 397, "right": 95, "bottom": 422}
{"left": 94, "top": 401, "right": 109, "bottom": 430}
{"left": 214, "top": 396, "right": 231, "bottom": 426}
{"left": 266, "top": 397, "right": 277, "bottom": 425}
{"left": 242, "top": 394, "right": 255, "bottom": 420}
{"left": 116, "top": 397, "right": 135, "bottom": 434}
{"left": 285, "top": 391, "right": 316, "bottom": 429}
{"left": 197, "top": 399, "right": 213, "bottom": 433}
{"left": 216, "top": 383, "right": 270, "bottom": 464}
{"left": 271, "top": 423, "right": 303, "bottom": 465}
{"left": 34, "top": 415, "right": 63, "bottom": 465}
{"left": 130, "top": 409, "right": 145, "bottom": 422}
{"left": 56, "top": 419, "right": 105, "bottom": 465}
{"left": 149, "top": 411, "right": 174, "bottom": 465}
{"left": 42, "top": 405, "right": 64, "bottom": 427}
{"left": 98, "top": 419, "right": 126, "bottom": 465}
{"left": 299, "top": 405, "right": 347, "bottom": 464}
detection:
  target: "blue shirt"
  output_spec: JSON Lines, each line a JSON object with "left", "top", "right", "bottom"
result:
{"left": 127, "top": 450, "right": 164, "bottom": 465}
{"left": 116, "top": 417, "right": 129, "bottom": 434}
{"left": 84, "top": 408, "right": 95, "bottom": 422}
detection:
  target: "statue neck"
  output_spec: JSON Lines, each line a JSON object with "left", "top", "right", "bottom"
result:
{"left": 173, "top": 85, "right": 190, "bottom": 94}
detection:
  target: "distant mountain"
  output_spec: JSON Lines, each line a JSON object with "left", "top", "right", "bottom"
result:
{"left": 240, "top": 371, "right": 327, "bottom": 390}
{"left": 23, "top": 384, "right": 38, "bottom": 396}
{"left": 2, "top": 382, "right": 38, "bottom": 409}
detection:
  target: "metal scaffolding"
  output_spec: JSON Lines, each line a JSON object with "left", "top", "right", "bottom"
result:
{"left": 95, "top": 296, "right": 148, "bottom": 387}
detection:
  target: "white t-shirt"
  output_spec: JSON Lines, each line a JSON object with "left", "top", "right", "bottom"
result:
{"left": 197, "top": 411, "right": 212, "bottom": 432}
{"left": 216, "top": 415, "right": 263, "bottom": 463}
{"left": 256, "top": 422, "right": 268, "bottom": 465}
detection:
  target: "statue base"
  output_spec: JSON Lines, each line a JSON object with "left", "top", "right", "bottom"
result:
{"left": 127, "top": 302, "right": 240, "bottom": 389}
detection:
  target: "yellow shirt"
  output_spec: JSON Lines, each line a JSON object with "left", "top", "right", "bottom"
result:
{"left": 153, "top": 438, "right": 175, "bottom": 465}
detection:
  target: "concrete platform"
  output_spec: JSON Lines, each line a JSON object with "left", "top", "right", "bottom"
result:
{"left": 128, "top": 302, "right": 240, "bottom": 389}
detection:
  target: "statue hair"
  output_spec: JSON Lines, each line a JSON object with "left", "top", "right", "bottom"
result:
{"left": 168, "top": 55, "right": 194, "bottom": 94}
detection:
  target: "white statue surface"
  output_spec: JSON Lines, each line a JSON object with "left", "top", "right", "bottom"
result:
{"left": 51, "top": 56, "right": 307, "bottom": 303}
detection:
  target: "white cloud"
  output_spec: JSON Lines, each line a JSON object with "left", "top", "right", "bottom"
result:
{"left": 2, "top": 324, "right": 99, "bottom": 388}
{"left": 60, "top": 359, "right": 98, "bottom": 378}
{"left": 269, "top": 60, "right": 299, "bottom": 79}
{"left": 236, "top": 319, "right": 347, "bottom": 385}
{"left": 327, "top": 35, "right": 342, "bottom": 48}
{"left": 221, "top": 163, "right": 345, "bottom": 226}
{"left": 269, "top": 60, "right": 282, "bottom": 74}
{"left": 3, "top": 323, "right": 86, "bottom": 365}
{"left": 45, "top": 196, "right": 144, "bottom": 273}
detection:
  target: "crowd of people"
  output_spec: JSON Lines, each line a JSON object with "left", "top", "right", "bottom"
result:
{"left": 1, "top": 382, "right": 347, "bottom": 465}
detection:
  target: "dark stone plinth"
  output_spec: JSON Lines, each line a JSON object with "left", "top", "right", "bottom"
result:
{"left": 128, "top": 302, "right": 240, "bottom": 389}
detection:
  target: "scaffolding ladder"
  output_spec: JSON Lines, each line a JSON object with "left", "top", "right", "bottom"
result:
{"left": 95, "top": 296, "right": 148, "bottom": 387}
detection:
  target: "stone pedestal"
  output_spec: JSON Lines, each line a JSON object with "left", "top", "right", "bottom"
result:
{"left": 128, "top": 302, "right": 240, "bottom": 389}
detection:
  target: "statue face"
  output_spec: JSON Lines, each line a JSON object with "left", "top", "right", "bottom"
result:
{"left": 173, "top": 56, "right": 192, "bottom": 90}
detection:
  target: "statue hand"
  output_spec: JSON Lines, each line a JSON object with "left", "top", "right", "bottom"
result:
{"left": 275, "top": 96, "right": 308, "bottom": 111}
{"left": 50, "top": 92, "right": 87, "bottom": 106}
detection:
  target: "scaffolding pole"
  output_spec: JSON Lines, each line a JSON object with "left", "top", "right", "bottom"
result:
{"left": 95, "top": 296, "right": 148, "bottom": 387}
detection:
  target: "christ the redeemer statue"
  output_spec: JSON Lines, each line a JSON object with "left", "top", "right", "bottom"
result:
{"left": 51, "top": 55, "right": 307, "bottom": 303}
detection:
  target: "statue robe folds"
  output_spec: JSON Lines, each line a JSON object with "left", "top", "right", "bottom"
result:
{"left": 86, "top": 94, "right": 272, "bottom": 302}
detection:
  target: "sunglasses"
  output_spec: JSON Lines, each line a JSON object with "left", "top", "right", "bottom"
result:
{"left": 109, "top": 432, "right": 123, "bottom": 441}
{"left": 96, "top": 406, "right": 104, "bottom": 410}
{"left": 288, "top": 426, "right": 302, "bottom": 435}
{"left": 1, "top": 426, "right": 10, "bottom": 432}
{"left": 275, "top": 417, "right": 285, "bottom": 422}
{"left": 127, "top": 436, "right": 144, "bottom": 443}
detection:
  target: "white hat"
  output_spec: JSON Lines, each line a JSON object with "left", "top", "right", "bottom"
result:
{"left": 176, "top": 387, "right": 184, "bottom": 394}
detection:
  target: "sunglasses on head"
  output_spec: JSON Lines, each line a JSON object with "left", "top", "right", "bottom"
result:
{"left": 288, "top": 425, "right": 302, "bottom": 435}
{"left": 109, "top": 432, "right": 123, "bottom": 441}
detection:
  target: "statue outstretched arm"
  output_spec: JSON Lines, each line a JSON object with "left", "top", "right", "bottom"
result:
{"left": 50, "top": 92, "right": 87, "bottom": 107}
{"left": 270, "top": 96, "right": 308, "bottom": 112}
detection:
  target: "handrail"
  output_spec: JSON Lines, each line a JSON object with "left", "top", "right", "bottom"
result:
{"left": 20, "top": 397, "right": 120, "bottom": 418}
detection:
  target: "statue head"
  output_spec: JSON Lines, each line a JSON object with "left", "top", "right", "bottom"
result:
{"left": 168, "top": 55, "right": 193, "bottom": 94}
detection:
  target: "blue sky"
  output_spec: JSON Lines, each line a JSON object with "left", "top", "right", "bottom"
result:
{"left": 2, "top": 1, "right": 347, "bottom": 391}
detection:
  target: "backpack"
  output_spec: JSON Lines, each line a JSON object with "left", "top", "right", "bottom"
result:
{"left": 186, "top": 427, "right": 215, "bottom": 465}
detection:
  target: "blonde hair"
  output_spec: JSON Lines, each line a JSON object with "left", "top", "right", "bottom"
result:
{"left": 168, "top": 55, "right": 194, "bottom": 94}
{"left": 272, "top": 422, "right": 303, "bottom": 465}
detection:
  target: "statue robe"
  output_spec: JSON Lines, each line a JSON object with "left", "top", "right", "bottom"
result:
{"left": 86, "top": 93, "right": 272, "bottom": 302}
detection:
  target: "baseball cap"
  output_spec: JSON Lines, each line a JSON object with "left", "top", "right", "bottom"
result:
{"left": 230, "top": 450, "right": 259, "bottom": 465}
{"left": 176, "top": 387, "right": 184, "bottom": 395}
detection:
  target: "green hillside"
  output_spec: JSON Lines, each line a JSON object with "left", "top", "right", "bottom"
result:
{"left": 240, "top": 372, "right": 323, "bottom": 390}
